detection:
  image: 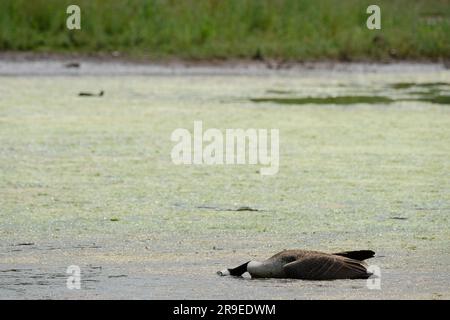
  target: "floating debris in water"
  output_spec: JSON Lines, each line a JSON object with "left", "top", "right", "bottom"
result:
{"left": 236, "top": 206, "right": 259, "bottom": 212}
{"left": 79, "top": 90, "right": 104, "bottom": 97}
{"left": 13, "top": 242, "right": 35, "bottom": 246}
{"left": 1, "top": 268, "right": 33, "bottom": 272}
{"left": 88, "top": 265, "right": 102, "bottom": 270}
{"left": 197, "top": 205, "right": 260, "bottom": 212}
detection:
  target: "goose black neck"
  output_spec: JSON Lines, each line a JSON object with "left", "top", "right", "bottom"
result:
{"left": 228, "top": 261, "right": 250, "bottom": 276}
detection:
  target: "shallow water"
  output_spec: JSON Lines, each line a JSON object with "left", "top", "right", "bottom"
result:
{"left": 0, "top": 61, "right": 449, "bottom": 299}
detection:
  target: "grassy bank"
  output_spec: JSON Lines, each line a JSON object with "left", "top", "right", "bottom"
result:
{"left": 0, "top": 0, "right": 449, "bottom": 61}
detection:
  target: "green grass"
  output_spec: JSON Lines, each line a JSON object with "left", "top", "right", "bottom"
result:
{"left": 0, "top": 0, "right": 449, "bottom": 60}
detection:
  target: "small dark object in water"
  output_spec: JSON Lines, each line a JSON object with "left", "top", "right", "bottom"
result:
{"left": 65, "top": 62, "right": 80, "bottom": 68}
{"left": 390, "top": 216, "right": 408, "bottom": 220}
{"left": 1, "top": 268, "right": 32, "bottom": 272}
{"left": 197, "top": 205, "right": 260, "bottom": 212}
{"left": 14, "top": 242, "right": 35, "bottom": 246}
{"left": 79, "top": 90, "right": 104, "bottom": 97}
{"left": 236, "top": 206, "right": 258, "bottom": 212}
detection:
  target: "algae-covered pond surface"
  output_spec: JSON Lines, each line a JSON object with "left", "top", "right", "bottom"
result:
{"left": 0, "top": 62, "right": 449, "bottom": 299}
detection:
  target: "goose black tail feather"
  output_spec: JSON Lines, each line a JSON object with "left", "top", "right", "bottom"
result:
{"left": 332, "top": 250, "right": 375, "bottom": 261}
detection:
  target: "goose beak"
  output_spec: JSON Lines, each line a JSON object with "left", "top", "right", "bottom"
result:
{"left": 217, "top": 269, "right": 230, "bottom": 276}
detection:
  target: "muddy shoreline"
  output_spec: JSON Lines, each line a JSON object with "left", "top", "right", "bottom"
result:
{"left": 0, "top": 51, "right": 448, "bottom": 76}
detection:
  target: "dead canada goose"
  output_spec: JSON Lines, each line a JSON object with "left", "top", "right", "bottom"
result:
{"left": 78, "top": 90, "right": 104, "bottom": 97}
{"left": 217, "top": 249, "right": 375, "bottom": 280}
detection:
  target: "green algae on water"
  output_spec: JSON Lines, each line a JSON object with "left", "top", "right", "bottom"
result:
{"left": 391, "top": 82, "right": 450, "bottom": 89}
{"left": 250, "top": 96, "right": 394, "bottom": 105}
{"left": 417, "top": 95, "right": 450, "bottom": 105}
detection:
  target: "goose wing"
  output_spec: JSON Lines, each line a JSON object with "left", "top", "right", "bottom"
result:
{"left": 283, "top": 254, "right": 370, "bottom": 280}
{"left": 267, "top": 249, "right": 321, "bottom": 263}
